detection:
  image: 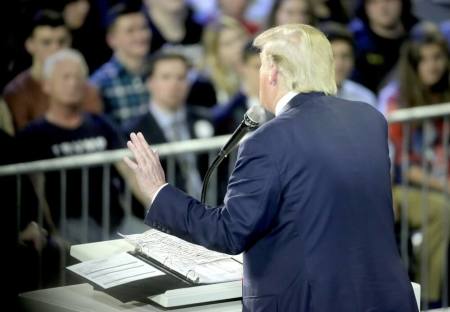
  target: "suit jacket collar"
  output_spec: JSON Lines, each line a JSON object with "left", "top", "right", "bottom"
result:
{"left": 283, "top": 92, "right": 326, "bottom": 114}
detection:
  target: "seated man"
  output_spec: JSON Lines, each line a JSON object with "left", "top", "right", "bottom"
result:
{"left": 123, "top": 51, "right": 213, "bottom": 199}
{"left": 17, "top": 49, "right": 138, "bottom": 243}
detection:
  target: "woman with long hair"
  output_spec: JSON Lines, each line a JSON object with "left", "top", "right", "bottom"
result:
{"left": 386, "top": 22, "right": 450, "bottom": 308}
{"left": 202, "top": 16, "right": 250, "bottom": 104}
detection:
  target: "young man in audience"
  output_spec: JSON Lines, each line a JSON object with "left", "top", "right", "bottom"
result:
{"left": 2, "top": 10, "right": 102, "bottom": 131}
{"left": 123, "top": 51, "right": 213, "bottom": 199}
{"left": 90, "top": 2, "right": 151, "bottom": 127}
{"left": 321, "top": 22, "right": 377, "bottom": 107}
{"left": 213, "top": 40, "right": 271, "bottom": 134}
{"left": 350, "top": 0, "right": 418, "bottom": 92}
{"left": 17, "top": 49, "right": 148, "bottom": 243}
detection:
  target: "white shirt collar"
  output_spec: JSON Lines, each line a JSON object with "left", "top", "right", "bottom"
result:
{"left": 274, "top": 91, "right": 299, "bottom": 116}
{"left": 149, "top": 101, "right": 186, "bottom": 130}
{"left": 246, "top": 96, "right": 260, "bottom": 110}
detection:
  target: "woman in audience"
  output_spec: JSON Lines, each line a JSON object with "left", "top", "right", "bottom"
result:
{"left": 214, "top": 0, "right": 260, "bottom": 34}
{"left": 386, "top": 22, "right": 450, "bottom": 308}
{"left": 202, "top": 16, "right": 250, "bottom": 104}
{"left": 142, "top": 0, "right": 204, "bottom": 55}
{"left": 266, "top": 0, "right": 317, "bottom": 27}
{"left": 60, "top": 0, "right": 111, "bottom": 72}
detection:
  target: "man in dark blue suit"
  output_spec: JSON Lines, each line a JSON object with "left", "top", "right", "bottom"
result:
{"left": 124, "top": 24, "right": 418, "bottom": 312}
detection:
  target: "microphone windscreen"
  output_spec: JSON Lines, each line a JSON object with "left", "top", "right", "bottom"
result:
{"left": 245, "top": 104, "right": 266, "bottom": 126}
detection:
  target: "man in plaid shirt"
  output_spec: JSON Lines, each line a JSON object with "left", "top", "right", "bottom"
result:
{"left": 90, "top": 2, "right": 150, "bottom": 126}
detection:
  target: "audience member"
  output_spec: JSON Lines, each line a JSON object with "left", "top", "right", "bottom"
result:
{"left": 202, "top": 16, "right": 250, "bottom": 104}
{"left": 213, "top": 40, "right": 272, "bottom": 134}
{"left": 350, "top": 0, "right": 419, "bottom": 92}
{"left": 1, "top": 128, "right": 64, "bottom": 294}
{"left": 266, "top": 0, "right": 317, "bottom": 27}
{"left": 124, "top": 51, "right": 213, "bottom": 199}
{"left": 90, "top": 2, "right": 150, "bottom": 126}
{"left": 142, "top": 0, "right": 204, "bottom": 57}
{"left": 210, "top": 40, "right": 271, "bottom": 201}
{"left": 321, "top": 22, "right": 377, "bottom": 107}
{"left": 215, "top": 0, "right": 260, "bottom": 34}
{"left": 385, "top": 23, "right": 450, "bottom": 307}
{"left": 58, "top": 0, "right": 112, "bottom": 72}
{"left": 17, "top": 49, "right": 127, "bottom": 243}
{"left": 141, "top": 0, "right": 216, "bottom": 108}
{"left": 1, "top": 0, "right": 60, "bottom": 90}
{"left": 310, "top": 0, "right": 350, "bottom": 24}
{"left": 2, "top": 10, "right": 102, "bottom": 131}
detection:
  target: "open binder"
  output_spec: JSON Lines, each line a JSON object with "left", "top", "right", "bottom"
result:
{"left": 120, "top": 229, "right": 243, "bottom": 285}
{"left": 67, "top": 229, "right": 243, "bottom": 306}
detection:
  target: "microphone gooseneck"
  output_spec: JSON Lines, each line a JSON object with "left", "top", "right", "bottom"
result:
{"left": 200, "top": 105, "right": 265, "bottom": 203}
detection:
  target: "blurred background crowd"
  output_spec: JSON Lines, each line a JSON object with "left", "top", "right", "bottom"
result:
{"left": 0, "top": 0, "right": 449, "bottom": 310}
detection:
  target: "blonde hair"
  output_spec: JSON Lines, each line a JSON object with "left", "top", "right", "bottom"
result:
{"left": 203, "top": 16, "right": 249, "bottom": 102}
{"left": 254, "top": 24, "right": 337, "bottom": 95}
{"left": 43, "top": 48, "right": 88, "bottom": 79}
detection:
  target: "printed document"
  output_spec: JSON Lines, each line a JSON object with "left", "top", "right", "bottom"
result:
{"left": 67, "top": 252, "right": 164, "bottom": 289}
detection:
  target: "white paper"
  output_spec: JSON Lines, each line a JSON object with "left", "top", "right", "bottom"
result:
{"left": 232, "top": 254, "right": 244, "bottom": 264}
{"left": 119, "top": 229, "right": 243, "bottom": 284}
{"left": 67, "top": 252, "right": 164, "bottom": 289}
{"left": 193, "top": 258, "right": 243, "bottom": 284}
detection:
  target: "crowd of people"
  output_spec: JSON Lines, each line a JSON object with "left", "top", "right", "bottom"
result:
{"left": 1, "top": 0, "right": 449, "bottom": 308}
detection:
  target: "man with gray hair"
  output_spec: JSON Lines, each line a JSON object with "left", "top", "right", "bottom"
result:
{"left": 17, "top": 49, "right": 148, "bottom": 243}
{"left": 125, "top": 24, "right": 418, "bottom": 311}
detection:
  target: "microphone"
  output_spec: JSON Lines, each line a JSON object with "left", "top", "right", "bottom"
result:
{"left": 201, "top": 105, "right": 266, "bottom": 203}
{"left": 217, "top": 104, "right": 265, "bottom": 162}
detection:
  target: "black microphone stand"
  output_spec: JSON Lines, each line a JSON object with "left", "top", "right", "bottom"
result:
{"left": 200, "top": 151, "right": 227, "bottom": 204}
{"left": 201, "top": 115, "right": 259, "bottom": 203}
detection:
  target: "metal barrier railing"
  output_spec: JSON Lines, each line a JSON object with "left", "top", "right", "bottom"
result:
{"left": 0, "top": 135, "right": 236, "bottom": 238}
{"left": 0, "top": 135, "right": 233, "bottom": 175}
{"left": 387, "top": 102, "right": 450, "bottom": 309}
{"left": 0, "top": 134, "right": 235, "bottom": 290}
{"left": 1, "top": 103, "right": 449, "bottom": 308}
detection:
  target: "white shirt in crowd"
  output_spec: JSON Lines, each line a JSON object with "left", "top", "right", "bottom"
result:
{"left": 337, "top": 79, "right": 377, "bottom": 108}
